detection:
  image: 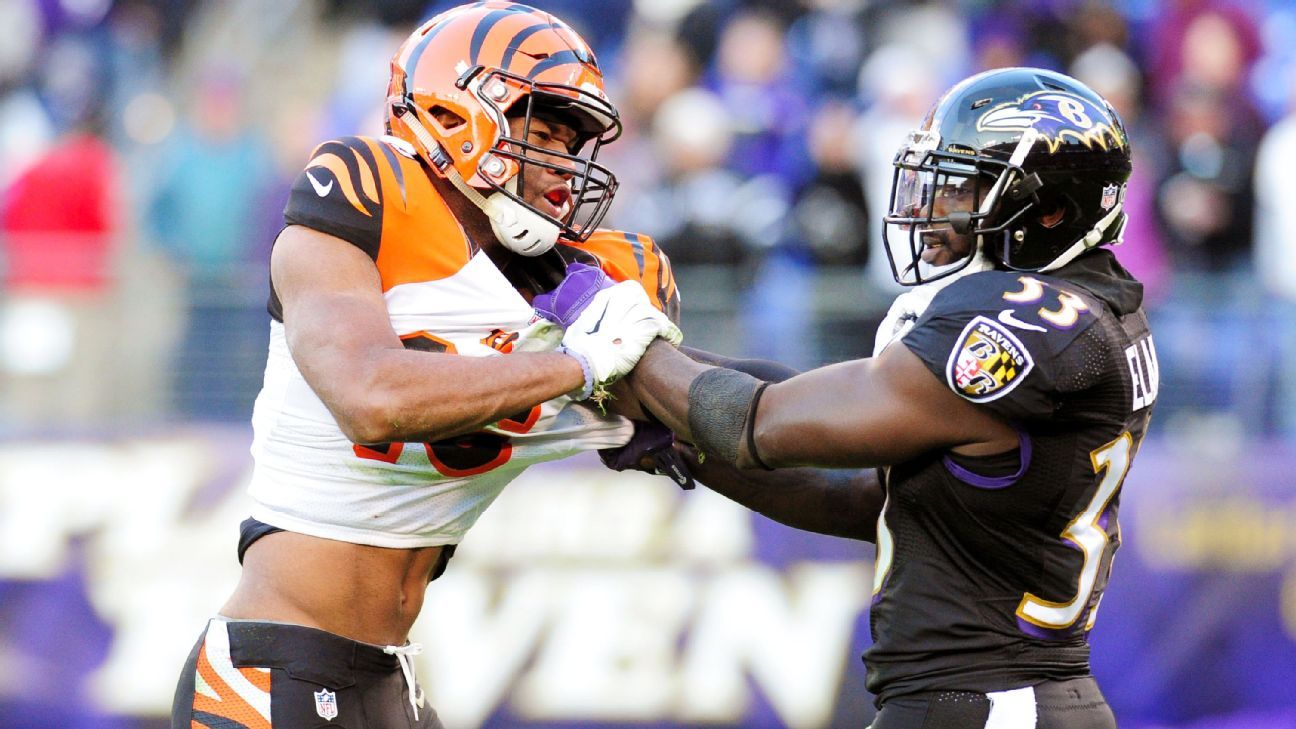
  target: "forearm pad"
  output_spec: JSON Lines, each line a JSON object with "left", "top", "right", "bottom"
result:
{"left": 686, "top": 367, "right": 769, "bottom": 466}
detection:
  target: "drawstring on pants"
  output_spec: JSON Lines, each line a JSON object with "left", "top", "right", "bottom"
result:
{"left": 383, "top": 642, "right": 424, "bottom": 721}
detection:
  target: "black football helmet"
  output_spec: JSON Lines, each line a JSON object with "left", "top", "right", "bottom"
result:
{"left": 883, "top": 67, "right": 1132, "bottom": 285}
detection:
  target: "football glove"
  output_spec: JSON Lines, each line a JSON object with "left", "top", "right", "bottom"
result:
{"left": 599, "top": 419, "right": 695, "bottom": 489}
{"left": 558, "top": 280, "right": 682, "bottom": 395}
{"left": 532, "top": 262, "right": 613, "bottom": 328}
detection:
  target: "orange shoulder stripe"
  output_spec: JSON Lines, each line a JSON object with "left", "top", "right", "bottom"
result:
{"left": 351, "top": 145, "right": 379, "bottom": 205}
{"left": 571, "top": 230, "right": 677, "bottom": 313}
{"left": 306, "top": 152, "right": 370, "bottom": 216}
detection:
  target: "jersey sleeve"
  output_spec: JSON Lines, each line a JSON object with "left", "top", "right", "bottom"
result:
{"left": 900, "top": 271, "right": 1102, "bottom": 421}
{"left": 283, "top": 137, "right": 386, "bottom": 259}
{"left": 555, "top": 230, "right": 681, "bottom": 322}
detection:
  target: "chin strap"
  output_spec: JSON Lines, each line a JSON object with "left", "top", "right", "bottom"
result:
{"left": 401, "top": 104, "right": 560, "bottom": 256}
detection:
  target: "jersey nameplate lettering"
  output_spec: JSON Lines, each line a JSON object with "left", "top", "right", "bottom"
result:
{"left": 946, "top": 315, "right": 1035, "bottom": 402}
{"left": 1125, "top": 335, "right": 1159, "bottom": 411}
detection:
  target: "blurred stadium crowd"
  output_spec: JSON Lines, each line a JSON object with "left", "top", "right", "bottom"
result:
{"left": 1, "top": 0, "right": 1295, "bottom": 441}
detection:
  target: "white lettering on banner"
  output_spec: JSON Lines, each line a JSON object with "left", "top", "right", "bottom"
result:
{"left": 677, "top": 564, "right": 870, "bottom": 729}
{"left": 417, "top": 564, "right": 870, "bottom": 729}
{"left": 0, "top": 437, "right": 247, "bottom": 713}
{"left": 512, "top": 569, "right": 695, "bottom": 720}
{"left": 0, "top": 438, "right": 873, "bottom": 728}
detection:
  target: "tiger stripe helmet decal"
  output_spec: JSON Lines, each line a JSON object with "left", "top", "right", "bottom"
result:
{"left": 384, "top": 1, "right": 621, "bottom": 243}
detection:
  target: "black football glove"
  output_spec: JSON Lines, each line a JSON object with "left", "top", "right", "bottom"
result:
{"left": 599, "top": 420, "right": 695, "bottom": 490}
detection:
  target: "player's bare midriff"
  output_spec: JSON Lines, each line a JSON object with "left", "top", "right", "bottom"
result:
{"left": 219, "top": 530, "right": 443, "bottom": 646}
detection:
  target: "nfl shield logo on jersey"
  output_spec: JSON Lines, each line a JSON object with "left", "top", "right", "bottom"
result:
{"left": 314, "top": 688, "right": 339, "bottom": 721}
{"left": 947, "top": 316, "right": 1034, "bottom": 402}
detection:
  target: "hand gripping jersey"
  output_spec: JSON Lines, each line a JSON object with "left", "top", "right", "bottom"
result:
{"left": 866, "top": 250, "right": 1157, "bottom": 703}
{"left": 248, "top": 135, "right": 678, "bottom": 548}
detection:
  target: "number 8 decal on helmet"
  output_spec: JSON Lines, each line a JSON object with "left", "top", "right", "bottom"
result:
{"left": 883, "top": 67, "right": 1132, "bottom": 286}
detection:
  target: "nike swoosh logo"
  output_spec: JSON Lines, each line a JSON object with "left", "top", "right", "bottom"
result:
{"left": 587, "top": 302, "right": 610, "bottom": 334}
{"left": 997, "top": 309, "right": 1047, "bottom": 332}
{"left": 306, "top": 171, "right": 333, "bottom": 197}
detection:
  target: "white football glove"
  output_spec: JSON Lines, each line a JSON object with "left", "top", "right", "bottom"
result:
{"left": 559, "top": 280, "right": 682, "bottom": 396}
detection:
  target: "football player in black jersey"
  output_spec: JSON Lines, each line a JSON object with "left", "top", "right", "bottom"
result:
{"left": 619, "top": 67, "right": 1159, "bottom": 728}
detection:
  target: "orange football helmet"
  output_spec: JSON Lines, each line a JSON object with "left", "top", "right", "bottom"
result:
{"left": 386, "top": 1, "right": 621, "bottom": 254}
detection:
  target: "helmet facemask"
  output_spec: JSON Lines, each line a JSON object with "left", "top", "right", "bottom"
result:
{"left": 883, "top": 69, "right": 1135, "bottom": 285}
{"left": 392, "top": 64, "right": 621, "bottom": 255}
{"left": 481, "top": 67, "right": 621, "bottom": 244}
{"left": 884, "top": 133, "right": 1038, "bottom": 286}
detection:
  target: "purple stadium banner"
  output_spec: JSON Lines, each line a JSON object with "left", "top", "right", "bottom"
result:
{"left": 0, "top": 427, "right": 1293, "bottom": 728}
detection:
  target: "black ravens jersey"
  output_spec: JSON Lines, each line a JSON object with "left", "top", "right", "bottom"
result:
{"left": 866, "top": 250, "right": 1158, "bottom": 703}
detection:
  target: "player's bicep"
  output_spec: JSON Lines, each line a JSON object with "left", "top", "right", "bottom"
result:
{"left": 271, "top": 225, "right": 403, "bottom": 404}
{"left": 754, "top": 343, "right": 1014, "bottom": 468}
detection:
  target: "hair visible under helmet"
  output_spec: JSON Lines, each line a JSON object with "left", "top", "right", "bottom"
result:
{"left": 386, "top": 1, "right": 622, "bottom": 256}
{"left": 883, "top": 67, "right": 1133, "bottom": 285}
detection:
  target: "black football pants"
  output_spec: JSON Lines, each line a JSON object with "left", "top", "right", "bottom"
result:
{"left": 870, "top": 676, "right": 1117, "bottom": 729}
{"left": 172, "top": 618, "right": 444, "bottom": 729}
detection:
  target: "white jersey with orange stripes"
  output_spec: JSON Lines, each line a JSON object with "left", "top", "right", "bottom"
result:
{"left": 247, "top": 134, "right": 679, "bottom": 548}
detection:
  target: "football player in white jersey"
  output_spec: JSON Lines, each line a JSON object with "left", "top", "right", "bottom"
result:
{"left": 170, "top": 4, "right": 680, "bottom": 728}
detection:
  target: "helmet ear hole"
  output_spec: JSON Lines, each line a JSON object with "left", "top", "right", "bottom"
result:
{"left": 428, "top": 105, "right": 466, "bottom": 131}
{"left": 1036, "top": 195, "right": 1068, "bottom": 229}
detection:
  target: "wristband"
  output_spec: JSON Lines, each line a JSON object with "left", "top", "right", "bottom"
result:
{"left": 557, "top": 346, "right": 595, "bottom": 400}
{"left": 745, "top": 382, "right": 773, "bottom": 470}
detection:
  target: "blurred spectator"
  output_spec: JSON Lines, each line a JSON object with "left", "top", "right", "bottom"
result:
{"left": 617, "top": 86, "right": 790, "bottom": 267}
{"left": 148, "top": 67, "right": 274, "bottom": 272}
{"left": 971, "top": 19, "right": 1029, "bottom": 72}
{"left": 707, "top": 8, "right": 810, "bottom": 183}
{"left": 870, "top": 2, "right": 968, "bottom": 87}
{"left": 612, "top": 24, "right": 699, "bottom": 128}
{"left": 147, "top": 66, "right": 275, "bottom": 420}
{"left": 784, "top": 1, "right": 867, "bottom": 99}
{"left": 791, "top": 100, "right": 868, "bottom": 267}
{"left": 319, "top": 18, "right": 406, "bottom": 140}
{"left": 1253, "top": 78, "right": 1296, "bottom": 433}
{"left": 1148, "top": 0, "right": 1262, "bottom": 116}
{"left": 602, "top": 25, "right": 699, "bottom": 240}
{"left": 0, "top": 0, "right": 51, "bottom": 192}
{"left": 1155, "top": 81, "right": 1260, "bottom": 272}
{"left": 0, "top": 37, "right": 121, "bottom": 428}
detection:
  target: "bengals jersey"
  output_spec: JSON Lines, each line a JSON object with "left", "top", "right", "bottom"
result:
{"left": 248, "top": 134, "right": 678, "bottom": 548}
{"left": 866, "top": 250, "right": 1157, "bottom": 703}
